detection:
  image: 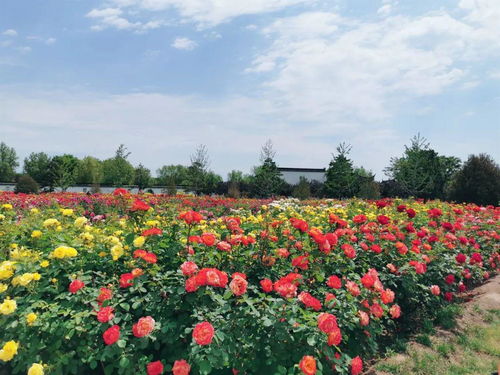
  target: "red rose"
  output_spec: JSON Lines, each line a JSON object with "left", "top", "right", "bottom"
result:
{"left": 172, "top": 359, "right": 191, "bottom": 375}
{"left": 201, "top": 233, "right": 217, "bottom": 246}
{"left": 406, "top": 208, "right": 416, "bottom": 218}
{"left": 193, "top": 322, "right": 215, "bottom": 345}
{"left": 130, "top": 199, "right": 151, "bottom": 211}
{"left": 142, "top": 227, "right": 162, "bottom": 237}
{"left": 430, "top": 285, "right": 440, "bottom": 295}
{"left": 97, "top": 306, "right": 114, "bottom": 323}
{"left": 370, "top": 303, "right": 384, "bottom": 318}
{"left": 291, "top": 255, "right": 309, "bottom": 270}
{"left": 342, "top": 244, "right": 356, "bottom": 259}
{"left": 390, "top": 304, "right": 401, "bottom": 318}
{"left": 97, "top": 287, "right": 113, "bottom": 305}
{"left": 260, "top": 279, "right": 273, "bottom": 293}
{"left": 327, "top": 326, "right": 342, "bottom": 346}
{"left": 147, "top": 361, "right": 164, "bottom": 375}
{"left": 180, "top": 261, "right": 199, "bottom": 276}
{"left": 229, "top": 276, "right": 248, "bottom": 296}
{"left": 132, "top": 316, "right": 155, "bottom": 337}
{"left": 113, "top": 188, "right": 128, "bottom": 196}
{"left": 298, "top": 292, "right": 322, "bottom": 311}
{"left": 143, "top": 252, "right": 157, "bottom": 264}
{"left": 358, "top": 311, "right": 370, "bottom": 326}
{"left": 179, "top": 211, "right": 203, "bottom": 225}
{"left": 377, "top": 215, "right": 390, "bottom": 225}
{"left": 381, "top": 289, "right": 395, "bottom": 304}
{"left": 317, "top": 313, "right": 338, "bottom": 334}
{"left": 134, "top": 249, "right": 147, "bottom": 258}
{"left": 103, "top": 325, "right": 120, "bottom": 345}
{"left": 445, "top": 274, "right": 455, "bottom": 284}
{"left": 299, "top": 355, "right": 316, "bottom": 375}
{"left": 185, "top": 277, "right": 199, "bottom": 293}
{"left": 353, "top": 214, "right": 367, "bottom": 224}
{"left": 346, "top": 281, "right": 360, "bottom": 296}
{"left": 444, "top": 292, "right": 453, "bottom": 301}
{"left": 350, "top": 356, "right": 363, "bottom": 375}
{"left": 69, "top": 279, "right": 85, "bottom": 294}
{"left": 326, "top": 275, "right": 342, "bottom": 289}
{"left": 361, "top": 273, "right": 375, "bottom": 288}
{"left": 119, "top": 273, "right": 134, "bottom": 288}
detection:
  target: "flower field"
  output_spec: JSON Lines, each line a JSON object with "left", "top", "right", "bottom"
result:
{"left": 0, "top": 192, "right": 498, "bottom": 375}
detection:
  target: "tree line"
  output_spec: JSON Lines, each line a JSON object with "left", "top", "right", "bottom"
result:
{"left": 0, "top": 135, "right": 498, "bottom": 205}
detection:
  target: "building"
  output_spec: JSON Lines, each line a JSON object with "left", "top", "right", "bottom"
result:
{"left": 278, "top": 167, "right": 326, "bottom": 185}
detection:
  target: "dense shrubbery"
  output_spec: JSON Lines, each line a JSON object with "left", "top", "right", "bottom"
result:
{"left": 0, "top": 192, "right": 498, "bottom": 375}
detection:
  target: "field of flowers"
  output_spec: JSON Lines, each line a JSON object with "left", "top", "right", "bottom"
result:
{"left": 0, "top": 191, "right": 498, "bottom": 375}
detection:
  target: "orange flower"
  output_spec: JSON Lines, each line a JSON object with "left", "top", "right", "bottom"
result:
{"left": 299, "top": 355, "right": 317, "bottom": 375}
{"left": 193, "top": 322, "right": 214, "bottom": 345}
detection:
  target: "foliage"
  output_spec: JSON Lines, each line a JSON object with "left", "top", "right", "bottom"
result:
{"left": 385, "top": 135, "right": 461, "bottom": 199}
{"left": 102, "top": 145, "right": 135, "bottom": 186}
{"left": 292, "top": 177, "right": 311, "bottom": 200}
{"left": 449, "top": 153, "right": 500, "bottom": 206}
{"left": 324, "top": 143, "right": 357, "bottom": 198}
{"left": 0, "top": 142, "right": 19, "bottom": 183}
{"left": 76, "top": 157, "right": 103, "bottom": 185}
{"left": 134, "top": 164, "right": 152, "bottom": 190}
{"left": 251, "top": 140, "right": 284, "bottom": 198}
{"left": 48, "top": 154, "right": 80, "bottom": 191}
{"left": 23, "top": 152, "right": 53, "bottom": 190}
{"left": 14, "top": 175, "right": 39, "bottom": 193}
{"left": 156, "top": 165, "right": 189, "bottom": 187}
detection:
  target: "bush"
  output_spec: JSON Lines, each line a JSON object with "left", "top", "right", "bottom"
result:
{"left": 449, "top": 153, "right": 500, "bottom": 206}
{"left": 14, "top": 174, "right": 39, "bottom": 193}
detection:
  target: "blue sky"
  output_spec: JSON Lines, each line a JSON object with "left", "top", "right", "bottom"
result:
{"left": 1, "top": 0, "right": 499, "bottom": 179}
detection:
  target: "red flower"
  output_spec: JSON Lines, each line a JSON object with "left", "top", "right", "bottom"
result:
{"left": 370, "top": 303, "right": 384, "bottom": 318}
{"left": 353, "top": 214, "right": 367, "bottom": 224}
{"left": 103, "top": 325, "right": 120, "bottom": 345}
{"left": 444, "top": 292, "right": 453, "bottom": 302}
{"left": 180, "top": 261, "right": 198, "bottom": 276}
{"left": 143, "top": 252, "right": 158, "bottom": 264}
{"left": 377, "top": 215, "right": 390, "bottom": 225}
{"left": 132, "top": 316, "right": 155, "bottom": 338}
{"left": 147, "top": 361, "right": 164, "bottom": 375}
{"left": 69, "top": 279, "right": 85, "bottom": 294}
{"left": 430, "top": 285, "right": 440, "bottom": 295}
{"left": 193, "top": 322, "right": 215, "bottom": 345}
{"left": 292, "top": 255, "right": 309, "bottom": 270}
{"left": 229, "top": 276, "right": 248, "bottom": 296}
{"left": 455, "top": 253, "right": 466, "bottom": 264}
{"left": 290, "top": 218, "right": 309, "bottom": 232}
{"left": 216, "top": 241, "right": 232, "bottom": 252}
{"left": 427, "top": 208, "right": 442, "bottom": 218}
{"left": 406, "top": 208, "right": 416, "bottom": 218}
{"left": 317, "top": 313, "right": 338, "bottom": 333}
{"left": 326, "top": 275, "right": 342, "bottom": 289}
{"left": 327, "top": 326, "right": 342, "bottom": 346}
{"left": 201, "top": 233, "right": 217, "bottom": 246}
{"left": 381, "top": 289, "right": 395, "bottom": 304}
{"left": 134, "top": 249, "right": 147, "bottom": 258}
{"left": 299, "top": 356, "right": 317, "bottom": 375}
{"left": 130, "top": 199, "right": 151, "bottom": 211}
{"left": 119, "top": 273, "right": 134, "bottom": 288}
{"left": 346, "top": 281, "right": 360, "bottom": 296}
{"left": 350, "top": 356, "right": 363, "bottom": 375}
{"left": 260, "top": 279, "right": 273, "bottom": 293}
{"left": 97, "top": 306, "right": 114, "bottom": 323}
{"left": 112, "top": 188, "right": 128, "bottom": 196}
{"left": 273, "top": 279, "right": 297, "bottom": 298}
{"left": 359, "top": 311, "right": 370, "bottom": 326}
{"left": 342, "top": 244, "right": 356, "bottom": 259}
{"left": 445, "top": 274, "right": 455, "bottom": 285}
{"left": 361, "top": 273, "right": 375, "bottom": 289}
{"left": 298, "top": 292, "right": 322, "bottom": 311}
{"left": 179, "top": 211, "right": 203, "bottom": 225}
{"left": 142, "top": 228, "right": 162, "bottom": 237}
{"left": 172, "top": 359, "right": 191, "bottom": 375}
{"left": 97, "top": 287, "right": 113, "bottom": 305}
{"left": 390, "top": 304, "right": 401, "bottom": 318}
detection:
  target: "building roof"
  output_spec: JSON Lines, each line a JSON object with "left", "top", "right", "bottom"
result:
{"left": 278, "top": 167, "right": 326, "bottom": 173}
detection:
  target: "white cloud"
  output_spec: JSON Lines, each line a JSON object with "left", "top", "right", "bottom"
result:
{"left": 45, "top": 37, "right": 57, "bottom": 45}
{"left": 171, "top": 37, "right": 198, "bottom": 50}
{"left": 86, "top": 7, "right": 163, "bottom": 32}
{"left": 15, "top": 46, "right": 32, "bottom": 54}
{"left": 2, "top": 29, "right": 17, "bottom": 37}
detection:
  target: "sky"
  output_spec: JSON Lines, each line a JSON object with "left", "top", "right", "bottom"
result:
{"left": 1, "top": 0, "right": 499, "bottom": 180}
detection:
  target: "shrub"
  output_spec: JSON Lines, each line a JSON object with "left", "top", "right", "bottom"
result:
{"left": 14, "top": 174, "right": 39, "bottom": 193}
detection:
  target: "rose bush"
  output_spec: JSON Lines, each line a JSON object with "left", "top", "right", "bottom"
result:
{"left": 0, "top": 193, "right": 498, "bottom": 374}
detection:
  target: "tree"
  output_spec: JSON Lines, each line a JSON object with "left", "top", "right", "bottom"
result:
{"left": 385, "top": 135, "right": 460, "bottom": 199}
{"left": 134, "top": 164, "right": 151, "bottom": 190}
{"left": 187, "top": 145, "right": 210, "bottom": 194}
{"left": 15, "top": 175, "right": 39, "bottom": 194}
{"left": 0, "top": 142, "right": 18, "bottom": 182}
{"left": 251, "top": 140, "right": 284, "bottom": 198}
{"left": 102, "top": 145, "right": 135, "bottom": 186}
{"left": 324, "top": 143, "right": 357, "bottom": 198}
{"left": 157, "top": 165, "right": 189, "bottom": 186}
{"left": 354, "top": 167, "right": 380, "bottom": 199}
{"left": 449, "top": 154, "right": 500, "bottom": 206}
{"left": 48, "top": 154, "right": 80, "bottom": 191}
{"left": 76, "top": 156, "right": 103, "bottom": 185}
{"left": 23, "top": 152, "right": 52, "bottom": 189}
{"left": 292, "top": 177, "right": 311, "bottom": 200}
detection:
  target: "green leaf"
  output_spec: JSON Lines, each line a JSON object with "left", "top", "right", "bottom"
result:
{"left": 116, "top": 340, "right": 126, "bottom": 348}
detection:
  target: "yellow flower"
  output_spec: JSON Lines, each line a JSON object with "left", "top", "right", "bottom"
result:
{"left": 0, "top": 340, "right": 19, "bottom": 362}
{"left": 0, "top": 298, "right": 17, "bottom": 315}
{"left": 51, "top": 246, "right": 78, "bottom": 259}
{"left": 32, "top": 273, "right": 41, "bottom": 281}
{"left": 51, "top": 278, "right": 57, "bottom": 283}
{"left": 110, "top": 245, "right": 124, "bottom": 261}
{"left": 40, "top": 260, "right": 49, "bottom": 268}
{"left": 0, "top": 261, "right": 15, "bottom": 280}
{"left": 31, "top": 230, "right": 43, "bottom": 238}
{"left": 133, "top": 236, "right": 145, "bottom": 247}
{"left": 0, "top": 214, "right": 5, "bottom": 221}
{"left": 43, "top": 218, "right": 60, "bottom": 228}
{"left": 28, "top": 363, "right": 44, "bottom": 375}
{"left": 0, "top": 284, "right": 7, "bottom": 293}
{"left": 1, "top": 204, "right": 13, "bottom": 210}
{"left": 61, "top": 209, "right": 74, "bottom": 216}
{"left": 74, "top": 217, "right": 87, "bottom": 227}
{"left": 26, "top": 312, "right": 37, "bottom": 325}
{"left": 98, "top": 252, "right": 107, "bottom": 257}
{"left": 11, "top": 273, "right": 34, "bottom": 286}
{"left": 30, "top": 208, "right": 39, "bottom": 214}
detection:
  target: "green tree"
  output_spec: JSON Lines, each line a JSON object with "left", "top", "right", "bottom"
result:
{"left": 157, "top": 165, "right": 189, "bottom": 186}
{"left": 292, "top": 176, "right": 311, "bottom": 200}
{"left": 75, "top": 156, "right": 103, "bottom": 185}
{"left": 354, "top": 167, "right": 380, "bottom": 199}
{"left": 102, "top": 145, "right": 135, "bottom": 186}
{"left": 385, "top": 135, "right": 460, "bottom": 199}
{"left": 186, "top": 144, "right": 210, "bottom": 195}
{"left": 134, "top": 164, "right": 151, "bottom": 190}
{"left": 48, "top": 154, "right": 80, "bottom": 191}
{"left": 15, "top": 175, "right": 39, "bottom": 193}
{"left": 23, "top": 152, "right": 52, "bottom": 189}
{"left": 0, "top": 142, "right": 19, "bottom": 182}
{"left": 250, "top": 140, "right": 284, "bottom": 198}
{"left": 324, "top": 143, "right": 357, "bottom": 198}
{"left": 449, "top": 154, "right": 500, "bottom": 206}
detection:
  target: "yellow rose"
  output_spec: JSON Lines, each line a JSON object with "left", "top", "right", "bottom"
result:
{"left": 31, "top": 230, "right": 43, "bottom": 238}
{"left": 43, "top": 218, "right": 60, "bottom": 228}
{"left": 40, "top": 260, "right": 49, "bottom": 268}
{"left": 0, "top": 298, "right": 16, "bottom": 315}
{"left": 1, "top": 204, "right": 13, "bottom": 210}
{"left": 26, "top": 312, "right": 37, "bottom": 325}
{"left": 74, "top": 217, "right": 87, "bottom": 227}
{"left": 0, "top": 340, "right": 19, "bottom": 362}
{"left": 133, "top": 236, "right": 145, "bottom": 247}
{"left": 28, "top": 363, "right": 44, "bottom": 375}
{"left": 0, "top": 284, "right": 7, "bottom": 293}
{"left": 61, "top": 209, "right": 74, "bottom": 216}
{"left": 110, "top": 245, "right": 124, "bottom": 261}
{"left": 32, "top": 273, "right": 41, "bottom": 281}
{"left": 30, "top": 208, "right": 39, "bottom": 214}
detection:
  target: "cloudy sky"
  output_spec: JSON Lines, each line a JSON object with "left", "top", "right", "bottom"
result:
{"left": 1, "top": 0, "right": 499, "bottom": 180}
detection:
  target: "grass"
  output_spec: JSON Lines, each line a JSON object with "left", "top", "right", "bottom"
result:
{"left": 374, "top": 307, "right": 500, "bottom": 375}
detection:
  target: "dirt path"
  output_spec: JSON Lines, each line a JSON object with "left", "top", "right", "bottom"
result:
{"left": 367, "top": 274, "right": 500, "bottom": 375}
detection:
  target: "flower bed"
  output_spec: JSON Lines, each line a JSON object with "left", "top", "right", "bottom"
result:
{"left": 0, "top": 193, "right": 498, "bottom": 375}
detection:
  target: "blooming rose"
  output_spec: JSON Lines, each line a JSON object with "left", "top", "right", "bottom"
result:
{"left": 172, "top": 359, "right": 191, "bottom": 375}
{"left": 317, "top": 313, "right": 338, "bottom": 334}
{"left": 381, "top": 289, "right": 395, "bottom": 304}
{"left": 430, "top": 285, "right": 441, "bottom": 295}
{"left": 147, "top": 361, "right": 164, "bottom": 375}
{"left": 119, "top": 273, "right": 134, "bottom": 288}
{"left": 299, "top": 355, "right": 317, "bottom": 375}
{"left": 201, "top": 233, "right": 217, "bottom": 246}
{"left": 298, "top": 292, "right": 322, "bottom": 311}
{"left": 361, "top": 273, "right": 375, "bottom": 288}
{"left": 132, "top": 316, "right": 155, "bottom": 338}
{"left": 390, "top": 304, "right": 401, "bottom": 318}
{"left": 97, "top": 287, "right": 113, "bottom": 305}
{"left": 346, "top": 281, "right": 361, "bottom": 296}
{"left": 351, "top": 356, "right": 363, "bottom": 375}
{"left": 180, "top": 261, "right": 198, "bottom": 276}
{"left": 260, "top": 278, "right": 273, "bottom": 293}
{"left": 97, "top": 306, "right": 114, "bottom": 323}
{"left": 68, "top": 280, "right": 85, "bottom": 294}
{"left": 193, "top": 322, "right": 215, "bottom": 345}
{"left": 230, "top": 276, "right": 248, "bottom": 296}
{"left": 359, "top": 311, "right": 370, "bottom": 326}
{"left": 130, "top": 199, "right": 151, "bottom": 211}
{"left": 326, "top": 275, "right": 342, "bottom": 289}
{"left": 327, "top": 327, "right": 342, "bottom": 346}
{"left": 103, "top": 325, "right": 120, "bottom": 345}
